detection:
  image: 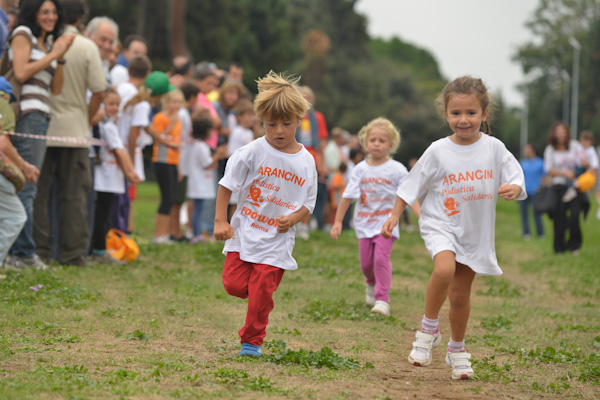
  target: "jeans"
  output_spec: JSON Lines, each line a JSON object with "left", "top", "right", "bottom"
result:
{"left": 191, "top": 198, "right": 205, "bottom": 237}
{"left": 9, "top": 111, "right": 49, "bottom": 258}
{"left": 111, "top": 182, "right": 130, "bottom": 232}
{"left": 519, "top": 195, "right": 544, "bottom": 237}
{"left": 0, "top": 175, "right": 27, "bottom": 264}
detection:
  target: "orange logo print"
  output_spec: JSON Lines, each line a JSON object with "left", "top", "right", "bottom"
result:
{"left": 248, "top": 185, "right": 265, "bottom": 207}
{"left": 444, "top": 197, "right": 460, "bottom": 216}
{"left": 360, "top": 193, "right": 368, "bottom": 206}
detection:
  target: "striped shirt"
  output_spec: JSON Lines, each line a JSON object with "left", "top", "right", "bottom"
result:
{"left": 9, "top": 26, "right": 56, "bottom": 116}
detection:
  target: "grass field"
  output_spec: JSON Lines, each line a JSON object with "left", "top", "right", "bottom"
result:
{"left": 0, "top": 182, "right": 599, "bottom": 399}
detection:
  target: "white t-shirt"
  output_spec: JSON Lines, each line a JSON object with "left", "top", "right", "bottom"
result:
{"left": 219, "top": 137, "right": 318, "bottom": 270}
{"left": 187, "top": 140, "right": 215, "bottom": 199}
{"left": 397, "top": 134, "right": 526, "bottom": 276}
{"left": 228, "top": 126, "right": 254, "bottom": 156}
{"left": 543, "top": 140, "right": 584, "bottom": 185}
{"left": 583, "top": 146, "right": 599, "bottom": 170}
{"left": 94, "top": 118, "right": 125, "bottom": 194}
{"left": 178, "top": 107, "right": 193, "bottom": 176}
{"left": 117, "top": 82, "right": 151, "bottom": 181}
{"left": 110, "top": 64, "right": 129, "bottom": 87}
{"left": 343, "top": 159, "right": 408, "bottom": 239}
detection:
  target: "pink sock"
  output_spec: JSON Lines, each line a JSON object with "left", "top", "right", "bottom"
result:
{"left": 448, "top": 339, "right": 464, "bottom": 353}
{"left": 421, "top": 315, "right": 439, "bottom": 333}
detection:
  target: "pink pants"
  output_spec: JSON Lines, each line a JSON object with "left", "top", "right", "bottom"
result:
{"left": 222, "top": 252, "right": 285, "bottom": 345}
{"left": 359, "top": 234, "right": 395, "bottom": 303}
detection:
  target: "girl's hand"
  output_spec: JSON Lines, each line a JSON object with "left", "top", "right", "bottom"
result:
{"left": 276, "top": 215, "right": 293, "bottom": 233}
{"left": 381, "top": 217, "right": 398, "bottom": 239}
{"left": 563, "top": 170, "right": 575, "bottom": 180}
{"left": 330, "top": 222, "right": 342, "bottom": 240}
{"left": 214, "top": 221, "right": 234, "bottom": 241}
{"left": 498, "top": 184, "right": 522, "bottom": 201}
{"left": 125, "top": 170, "right": 141, "bottom": 185}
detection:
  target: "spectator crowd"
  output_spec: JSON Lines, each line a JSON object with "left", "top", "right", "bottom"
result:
{"left": 0, "top": 0, "right": 598, "bottom": 272}
{"left": 0, "top": 0, "right": 368, "bottom": 270}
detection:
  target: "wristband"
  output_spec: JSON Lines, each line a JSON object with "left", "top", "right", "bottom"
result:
{"left": 57, "top": 59, "right": 66, "bottom": 65}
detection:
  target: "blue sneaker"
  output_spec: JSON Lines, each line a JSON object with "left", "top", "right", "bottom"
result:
{"left": 239, "top": 343, "right": 262, "bottom": 357}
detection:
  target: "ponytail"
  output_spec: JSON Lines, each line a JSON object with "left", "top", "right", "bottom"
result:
{"left": 124, "top": 85, "right": 152, "bottom": 112}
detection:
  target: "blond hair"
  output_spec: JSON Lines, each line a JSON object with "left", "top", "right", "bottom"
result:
{"left": 160, "top": 88, "right": 184, "bottom": 110}
{"left": 358, "top": 117, "right": 401, "bottom": 155}
{"left": 435, "top": 76, "right": 496, "bottom": 134}
{"left": 254, "top": 71, "right": 311, "bottom": 121}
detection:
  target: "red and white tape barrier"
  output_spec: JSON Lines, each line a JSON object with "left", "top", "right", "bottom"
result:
{"left": 0, "top": 129, "right": 107, "bottom": 146}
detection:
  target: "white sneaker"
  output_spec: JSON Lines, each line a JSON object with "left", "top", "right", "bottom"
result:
{"left": 596, "top": 207, "right": 600, "bottom": 220}
{"left": 445, "top": 350, "right": 474, "bottom": 380}
{"left": 370, "top": 300, "right": 390, "bottom": 316}
{"left": 365, "top": 284, "right": 375, "bottom": 306}
{"left": 562, "top": 186, "right": 577, "bottom": 203}
{"left": 151, "top": 235, "right": 174, "bottom": 245}
{"left": 408, "top": 330, "right": 442, "bottom": 366}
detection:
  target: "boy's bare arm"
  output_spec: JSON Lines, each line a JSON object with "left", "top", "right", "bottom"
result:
{"left": 277, "top": 206, "right": 310, "bottom": 233}
{"left": 128, "top": 126, "right": 140, "bottom": 162}
{"left": 214, "top": 185, "right": 234, "bottom": 240}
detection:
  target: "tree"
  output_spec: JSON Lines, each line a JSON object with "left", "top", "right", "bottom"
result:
{"left": 514, "top": 0, "right": 600, "bottom": 143}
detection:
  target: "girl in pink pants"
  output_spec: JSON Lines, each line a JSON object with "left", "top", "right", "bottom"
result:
{"left": 331, "top": 118, "right": 420, "bottom": 316}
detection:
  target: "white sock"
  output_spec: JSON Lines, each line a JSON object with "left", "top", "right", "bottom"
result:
{"left": 421, "top": 315, "right": 439, "bottom": 333}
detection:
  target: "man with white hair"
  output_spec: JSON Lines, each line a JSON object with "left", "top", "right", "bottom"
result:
{"left": 85, "top": 16, "right": 118, "bottom": 81}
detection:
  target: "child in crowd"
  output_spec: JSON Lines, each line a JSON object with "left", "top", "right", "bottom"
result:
{"left": 214, "top": 71, "right": 317, "bottom": 357}
{"left": 113, "top": 55, "right": 152, "bottom": 233}
{"left": 519, "top": 144, "right": 545, "bottom": 239}
{"left": 228, "top": 99, "right": 256, "bottom": 155}
{"left": 227, "top": 99, "right": 257, "bottom": 219}
{"left": 90, "top": 88, "right": 141, "bottom": 262}
{"left": 195, "top": 68, "right": 221, "bottom": 149}
{"left": 381, "top": 76, "right": 525, "bottom": 380}
{"left": 561, "top": 130, "right": 598, "bottom": 203}
{"left": 329, "top": 162, "right": 347, "bottom": 227}
{"left": 187, "top": 117, "right": 227, "bottom": 243}
{"left": 330, "top": 118, "right": 418, "bottom": 317}
{"left": 170, "top": 81, "right": 200, "bottom": 242}
{"left": 195, "top": 68, "right": 222, "bottom": 241}
{"left": 151, "top": 88, "right": 184, "bottom": 244}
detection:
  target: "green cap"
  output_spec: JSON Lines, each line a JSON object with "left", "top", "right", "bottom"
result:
{"left": 144, "top": 71, "right": 175, "bottom": 96}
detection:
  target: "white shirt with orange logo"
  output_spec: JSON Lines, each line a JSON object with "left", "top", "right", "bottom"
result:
{"left": 94, "top": 119, "right": 125, "bottom": 194}
{"left": 219, "top": 137, "right": 318, "bottom": 270}
{"left": 397, "top": 134, "right": 526, "bottom": 276}
{"left": 187, "top": 140, "right": 215, "bottom": 200}
{"left": 343, "top": 159, "right": 409, "bottom": 239}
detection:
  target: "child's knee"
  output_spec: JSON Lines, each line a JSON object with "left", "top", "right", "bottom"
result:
{"left": 448, "top": 288, "right": 471, "bottom": 307}
{"left": 223, "top": 280, "right": 248, "bottom": 299}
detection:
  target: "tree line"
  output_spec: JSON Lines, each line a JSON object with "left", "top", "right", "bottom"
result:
{"left": 87, "top": 0, "right": 599, "bottom": 162}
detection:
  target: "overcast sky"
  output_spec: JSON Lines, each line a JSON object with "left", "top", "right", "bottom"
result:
{"left": 355, "top": 0, "right": 540, "bottom": 107}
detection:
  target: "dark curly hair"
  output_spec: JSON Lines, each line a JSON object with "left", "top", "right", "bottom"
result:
{"left": 16, "top": 0, "right": 64, "bottom": 44}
